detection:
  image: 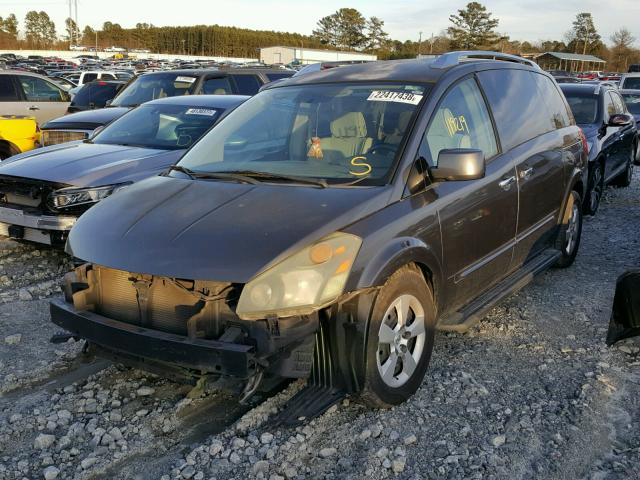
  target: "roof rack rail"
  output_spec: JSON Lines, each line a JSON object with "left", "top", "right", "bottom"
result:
{"left": 431, "top": 51, "right": 540, "bottom": 70}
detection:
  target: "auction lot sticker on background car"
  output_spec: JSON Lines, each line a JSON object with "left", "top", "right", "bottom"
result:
{"left": 367, "top": 90, "right": 423, "bottom": 105}
{"left": 185, "top": 108, "right": 217, "bottom": 116}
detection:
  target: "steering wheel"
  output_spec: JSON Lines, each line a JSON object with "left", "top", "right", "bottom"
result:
{"left": 368, "top": 143, "right": 397, "bottom": 156}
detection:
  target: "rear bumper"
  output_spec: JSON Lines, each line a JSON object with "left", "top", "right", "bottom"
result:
{"left": 50, "top": 298, "right": 256, "bottom": 378}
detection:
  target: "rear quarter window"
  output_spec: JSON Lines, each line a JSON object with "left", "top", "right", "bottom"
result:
{"left": 477, "top": 69, "right": 556, "bottom": 151}
{"left": 231, "top": 74, "right": 262, "bottom": 95}
{"left": 532, "top": 73, "right": 573, "bottom": 128}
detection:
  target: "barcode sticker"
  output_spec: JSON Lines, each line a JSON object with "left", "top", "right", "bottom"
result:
{"left": 185, "top": 108, "right": 217, "bottom": 116}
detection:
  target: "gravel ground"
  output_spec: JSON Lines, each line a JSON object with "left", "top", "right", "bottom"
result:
{"left": 1, "top": 175, "right": 640, "bottom": 480}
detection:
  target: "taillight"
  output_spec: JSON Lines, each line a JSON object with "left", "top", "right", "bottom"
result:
{"left": 579, "top": 128, "right": 589, "bottom": 156}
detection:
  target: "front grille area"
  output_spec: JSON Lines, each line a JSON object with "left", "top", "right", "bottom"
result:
{"left": 42, "top": 129, "right": 88, "bottom": 146}
{"left": 0, "top": 176, "right": 62, "bottom": 213}
{"left": 90, "top": 265, "right": 238, "bottom": 339}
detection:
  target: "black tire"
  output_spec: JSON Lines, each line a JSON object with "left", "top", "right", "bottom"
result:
{"left": 611, "top": 149, "right": 634, "bottom": 188}
{"left": 0, "top": 143, "right": 11, "bottom": 161}
{"left": 555, "top": 190, "right": 583, "bottom": 268}
{"left": 359, "top": 264, "right": 436, "bottom": 408}
{"left": 634, "top": 140, "right": 640, "bottom": 166}
{"left": 582, "top": 160, "right": 604, "bottom": 216}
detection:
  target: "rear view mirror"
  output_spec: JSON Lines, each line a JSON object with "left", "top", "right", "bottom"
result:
{"left": 606, "top": 270, "right": 640, "bottom": 345}
{"left": 609, "top": 113, "right": 634, "bottom": 127}
{"left": 431, "top": 149, "right": 485, "bottom": 182}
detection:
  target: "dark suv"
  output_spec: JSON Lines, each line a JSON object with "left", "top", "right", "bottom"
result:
{"left": 560, "top": 83, "right": 636, "bottom": 215}
{"left": 52, "top": 52, "right": 586, "bottom": 413}
{"left": 41, "top": 68, "right": 294, "bottom": 146}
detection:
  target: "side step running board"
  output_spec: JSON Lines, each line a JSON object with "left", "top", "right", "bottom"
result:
{"left": 438, "top": 249, "right": 561, "bottom": 333}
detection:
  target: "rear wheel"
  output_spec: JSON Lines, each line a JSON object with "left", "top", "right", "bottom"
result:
{"left": 611, "top": 150, "right": 634, "bottom": 187}
{"left": 359, "top": 264, "right": 436, "bottom": 408}
{"left": 0, "top": 143, "right": 12, "bottom": 160}
{"left": 555, "top": 190, "right": 583, "bottom": 268}
{"left": 583, "top": 160, "right": 604, "bottom": 215}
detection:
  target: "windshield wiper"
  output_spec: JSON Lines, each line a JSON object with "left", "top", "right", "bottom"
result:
{"left": 219, "top": 170, "right": 328, "bottom": 188}
{"left": 167, "top": 165, "right": 259, "bottom": 184}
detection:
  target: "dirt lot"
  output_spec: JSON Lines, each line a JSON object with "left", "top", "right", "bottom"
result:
{"left": 1, "top": 175, "right": 640, "bottom": 480}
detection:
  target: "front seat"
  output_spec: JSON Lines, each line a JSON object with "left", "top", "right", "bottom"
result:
{"left": 318, "top": 112, "right": 373, "bottom": 163}
{"left": 425, "top": 108, "right": 471, "bottom": 164}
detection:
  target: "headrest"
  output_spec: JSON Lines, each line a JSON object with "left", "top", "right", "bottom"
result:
{"left": 330, "top": 112, "right": 367, "bottom": 138}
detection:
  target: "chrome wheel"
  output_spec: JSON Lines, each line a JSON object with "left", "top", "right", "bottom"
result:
{"left": 376, "top": 294, "right": 426, "bottom": 388}
{"left": 565, "top": 202, "right": 580, "bottom": 255}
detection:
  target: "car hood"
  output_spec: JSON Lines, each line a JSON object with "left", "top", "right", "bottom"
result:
{"left": 0, "top": 142, "right": 183, "bottom": 187}
{"left": 41, "top": 107, "right": 129, "bottom": 130}
{"left": 67, "top": 175, "right": 391, "bottom": 283}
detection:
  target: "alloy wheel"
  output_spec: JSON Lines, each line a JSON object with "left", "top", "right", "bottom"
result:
{"left": 376, "top": 294, "right": 426, "bottom": 388}
{"left": 564, "top": 202, "right": 580, "bottom": 255}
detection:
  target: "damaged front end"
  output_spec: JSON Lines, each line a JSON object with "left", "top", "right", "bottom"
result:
{"left": 50, "top": 264, "right": 322, "bottom": 400}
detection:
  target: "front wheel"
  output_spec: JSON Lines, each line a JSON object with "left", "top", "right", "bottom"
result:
{"left": 555, "top": 190, "right": 583, "bottom": 268}
{"left": 359, "top": 264, "right": 436, "bottom": 408}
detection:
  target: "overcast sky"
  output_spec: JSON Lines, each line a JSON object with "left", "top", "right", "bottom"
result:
{"left": 2, "top": 0, "right": 639, "bottom": 46}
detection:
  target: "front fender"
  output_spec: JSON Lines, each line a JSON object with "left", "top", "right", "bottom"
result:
{"left": 349, "top": 236, "right": 443, "bottom": 312}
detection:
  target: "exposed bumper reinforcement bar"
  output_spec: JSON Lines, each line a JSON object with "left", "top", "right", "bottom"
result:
{"left": 0, "top": 206, "right": 76, "bottom": 231}
{"left": 50, "top": 298, "right": 256, "bottom": 378}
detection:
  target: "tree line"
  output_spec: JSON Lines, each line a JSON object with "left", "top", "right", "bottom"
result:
{"left": 0, "top": 3, "right": 639, "bottom": 71}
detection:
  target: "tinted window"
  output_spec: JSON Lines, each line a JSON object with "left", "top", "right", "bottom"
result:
{"left": 604, "top": 93, "right": 616, "bottom": 117}
{"left": 83, "top": 73, "right": 98, "bottom": 83}
{"left": 201, "top": 76, "right": 233, "bottom": 95}
{"left": 17, "top": 76, "right": 64, "bottom": 102}
{"left": 622, "top": 77, "right": 640, "bottom": 89}
{"left": 266, "top": 72, "right": 294, "bottom": 82}
{"left": 101, "top": 73, "right": 116, "bottom": 80}
{"left": 622, "top": 92, "right": 640, "bottom": 115}
{"left": 71, "top": 83, "right": 122, "bottom": 108}
{"left": 0, "top": 76, "right": 19, "bottom": 101}
{"left": 564, "top": 94, "right": 598, "bottom": 124}
{"left": 532, "top": 74, "right": 572, "bottom": 128}
{"left": 477, "top": 69, "right": 554, "bottom": 150}
{"left": 419, "top": 77, "right": 497, "bottom": 166}
{"left": 231, "top": 74, "right": 261, "bottom": 95}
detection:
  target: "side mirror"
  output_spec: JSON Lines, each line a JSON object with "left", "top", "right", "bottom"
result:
{"left": 431, "top": 149, "right": 485, "bottom": 182}
{"left": 105, "top": 99, "right": 112, "bottom": 107}
{"left": 606, "top": 270, "right": 640, "bottom": 345}
{"left": 609, "top": 113, "right": 634, "bottom": 127}
{"left": 89, "top": 125, "right": 105, "bottom": 139}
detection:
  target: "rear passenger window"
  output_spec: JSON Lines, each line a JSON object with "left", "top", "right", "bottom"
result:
{"left": 0, "top": 76, "right": 19, "bottom": 101}
{"left": 101, "top": 73, "right": 116, "bottom": 80}
{"left": 83, "top": 73, "right": 97, "bottom": 83}
{"left": 231, "top": 75, "right": 262, "bottom": 95}
{"left": 478, "top": 70, "right": 555, "bottom": 150}
{"left": 17, "top": 76, "right": 64, "bottom": 102}
{"left": 420, "top": 77, "right": 498, "bottom": 166}
{"left": 202, "top": 77, "right": 233, "bottom": 95}
{"left": 610, "top": 92, "right": 626, "bottom": 114}
{"left": 532, "top": 73, "right": 572, "bottom": 128}
{"left": 605, "top": 94, "right": 616, "bottom": 117}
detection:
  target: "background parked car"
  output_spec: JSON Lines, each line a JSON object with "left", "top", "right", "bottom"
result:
{"left": 39, "top": 68, "right": 293, "bottom": 146}
{"left": 66, "top": 80, "right": 127, "bottom": 114}
{"left": 0, "top": 116, "right": 40, "bottom": 159}
{"left": 620, "top": 89, "right": 640, "bottom": 164}
{"left": 0, "top": 71, "right": 70, "bottom": 124}
{"left": 619, "top": 73, "right": 640, "bottom": 90}
{"left": 561, "top": 83, "right": 636, "bottom": 215}
{"left": 0, "top": 94, "right": 248, "bottom": 246}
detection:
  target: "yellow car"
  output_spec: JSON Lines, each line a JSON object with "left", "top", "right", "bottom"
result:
{"left": 0, "top": 115, "right": 41, "bottom": 160}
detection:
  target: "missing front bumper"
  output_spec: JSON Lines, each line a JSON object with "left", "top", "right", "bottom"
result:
{"left": 50, "top": 298, "right": 257, "bottom": 378}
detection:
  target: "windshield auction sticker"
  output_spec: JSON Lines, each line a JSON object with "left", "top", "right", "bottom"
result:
{"left": 185, "top": 108, "right": 217, "bottom": 116}
{"left": 175, "top": 76, "right": 197, "bottom": 83}
{"left": 367, "top": 91, "right": 423, "bottom": 105}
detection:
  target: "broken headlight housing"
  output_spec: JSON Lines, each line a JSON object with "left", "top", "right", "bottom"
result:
{"left": 48, "top": 183, "right": 131, "bottom": 210}
{"left": 236, "top": 232, "right": 362, "bottom": 320}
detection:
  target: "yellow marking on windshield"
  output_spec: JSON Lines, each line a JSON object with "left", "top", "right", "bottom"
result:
{"left": 349, "top": 156, "right": 372, "bottom": 176}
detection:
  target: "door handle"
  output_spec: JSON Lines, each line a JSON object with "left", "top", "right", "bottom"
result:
{"left": 499, "top": 176, "right": 516, "bottom": 191}
{"left": 519, "top": 167, "right": 534, "bottom": 180}
{"left": 28, "top": 105, "right": 40, "bottom": 111}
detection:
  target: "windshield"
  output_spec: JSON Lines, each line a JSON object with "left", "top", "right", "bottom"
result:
{"left": 622, "top": 77, "right": 640, "bottom": 90}
{"left": 110, "top": 72, "right": 199, "bottom": 107}
{"left": 92, "top": 103, "right": 224, "bottom": 150}
{"left": 622, "top": 93, "right": 640, "bottom": 115}
{"left": 565, "top": 94, "right": 598, "bottom": 124}
{"left": 177, "top": 83, "right": 427, "bottom": 185}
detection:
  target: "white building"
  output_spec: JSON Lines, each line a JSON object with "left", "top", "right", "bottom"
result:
{"left": 260, "top": 46, "right": 377, "bottom": 66}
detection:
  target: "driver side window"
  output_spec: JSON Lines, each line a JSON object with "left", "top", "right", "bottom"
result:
{"left": 420, "top": 78, "right": 497, "bottom": 166}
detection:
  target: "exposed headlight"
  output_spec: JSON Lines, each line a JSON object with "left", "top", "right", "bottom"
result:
{"left": 48, "top": 183, "right": 131, "bottom": 210}
{"left": 236, "top": 232, "right": 362, "bottom": 320}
